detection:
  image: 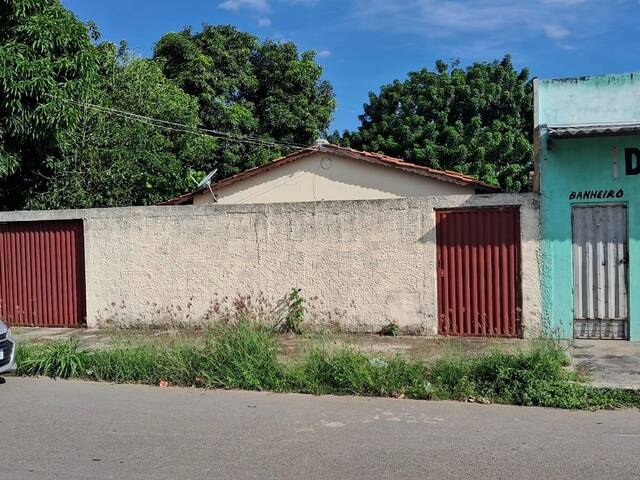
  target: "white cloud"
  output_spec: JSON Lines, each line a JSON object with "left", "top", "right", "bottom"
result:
{"left": 544, "top": 24, "right": 570, "bottom": 40}
{"left": 351, "top": 0, "right": 531, "bottom": 36}
{"left": 219, "top": 0, "right": 269, "bottom": 12}
{"left": 218, "top": 0, "right": 319, "bottom": 12}
{"left": 347, "top": 0, "right": 604, "bottom": 52}
{"left": 216, "top": 0, "right": 622, "bottom": 54}
{"left": 543, "top": 0, "right": 587, "bottom": 4}
{"left": 317, "top": 49, "right": 331, "bottom": 57}
{"left": 557, "top": 42, "right": 577, "bottom": 50}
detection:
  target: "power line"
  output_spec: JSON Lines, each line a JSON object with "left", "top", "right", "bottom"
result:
{"left": 51, "top": 95, "right": 321, "bottom": 152}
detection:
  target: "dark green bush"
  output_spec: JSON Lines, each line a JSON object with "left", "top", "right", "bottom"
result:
{"left": 378, "top": 322, "right": 400, "bottom": 336}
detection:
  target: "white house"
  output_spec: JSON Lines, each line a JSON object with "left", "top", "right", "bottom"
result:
{"left": 162, "top": 141, "right": 498, "bottom": 205}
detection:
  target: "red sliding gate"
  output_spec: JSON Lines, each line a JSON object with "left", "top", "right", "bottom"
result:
{"left": 0, "top": 220, "right": 85, "bottom": 327}
{"left": 436, "top": 208, "right": 521, "bottom": 337}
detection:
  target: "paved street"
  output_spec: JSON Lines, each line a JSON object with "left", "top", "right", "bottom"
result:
{"left": 2, "top": 378, "right": 640, "bottom": 480}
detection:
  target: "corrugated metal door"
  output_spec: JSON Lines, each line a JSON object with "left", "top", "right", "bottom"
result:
{"left": 572, "top": 205, "right": 628, "bottom": 340}
{"left": 0, "top": 221, "right": 85, "bottom": 327}
{"left": 436, "top": 208, "right": 521, "bottom": 337}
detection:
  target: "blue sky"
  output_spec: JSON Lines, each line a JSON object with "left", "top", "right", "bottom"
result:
{"left": 62, "top": 0, "right": 640, "bottom": 132}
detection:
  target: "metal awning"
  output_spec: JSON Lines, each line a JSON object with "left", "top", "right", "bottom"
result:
{"left": 546, "top": 122, "right": 640, "bottom": 139}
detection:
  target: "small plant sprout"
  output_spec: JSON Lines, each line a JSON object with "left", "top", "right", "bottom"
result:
{"left": 283, "top": 288, "right": 305, "bottom": 334}
{"left": 378, "top": 322, "right": 400, "bottom": 336}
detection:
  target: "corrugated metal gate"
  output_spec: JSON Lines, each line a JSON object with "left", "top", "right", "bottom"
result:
{"left": 0, "top": 221, "right": 85, "bottom": 327}
{"left": 572, "top": 204, "right": 628, "bottom": 340}
{"left": 436, "top": 208, "right": 521, "bottom": 337}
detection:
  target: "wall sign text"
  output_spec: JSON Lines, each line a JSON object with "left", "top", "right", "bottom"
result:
{"left": 569, "top": 189, "right": 624, "bottom": 200}
{"left": 626, "top": 148, "right": 640, "bottom": 175}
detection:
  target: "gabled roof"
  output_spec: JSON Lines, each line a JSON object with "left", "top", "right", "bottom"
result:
{"left": 160, "top": 143, "right": 499, "bottom": 205}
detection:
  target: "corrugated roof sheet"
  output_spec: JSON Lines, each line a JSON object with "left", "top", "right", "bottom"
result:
{"left": 546, "top": 122, "right": 640, "bottom": 139}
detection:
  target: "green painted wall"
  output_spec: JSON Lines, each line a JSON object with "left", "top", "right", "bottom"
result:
{"left": 539, "top": 134, "right": 640, "bottom": 339}
{"left": 535, "top": 73, "right": 640, "bottom": 126}
{"left": 537, "top": 73, "right": 640, "bottom": 340}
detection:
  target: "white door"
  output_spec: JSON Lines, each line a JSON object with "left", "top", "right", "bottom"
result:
{"left": 572, "top": 204, "right": 628, "bottom": 339}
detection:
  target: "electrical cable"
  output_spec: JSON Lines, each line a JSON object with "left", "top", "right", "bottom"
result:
{"left": 50, "top": 95, "right": 323, "bottom": 152}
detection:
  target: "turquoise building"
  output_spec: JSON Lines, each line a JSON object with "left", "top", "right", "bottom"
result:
{"left": 535, "top": 73, "right": 640, "bottom": 340}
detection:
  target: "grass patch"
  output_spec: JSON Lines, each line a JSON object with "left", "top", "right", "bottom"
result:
{"left": 288, "top": 348, "right": 432, "bottom": 398}
{"left": 16, "top": 339, "right": 89, "bottom": 379}
{"left": 201, "top": 321, "right": 284, "bottom": 390}
{"left": 13, "top": 323, "right": 640, "bottom": 410}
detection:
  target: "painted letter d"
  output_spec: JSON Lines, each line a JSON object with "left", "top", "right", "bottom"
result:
{"left": 625, "top": 148, "right": 640, "bottom": 175}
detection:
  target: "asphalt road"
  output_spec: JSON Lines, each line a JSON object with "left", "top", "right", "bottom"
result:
{"left": 2, "top": 378, "right": 640, "bottom": 480}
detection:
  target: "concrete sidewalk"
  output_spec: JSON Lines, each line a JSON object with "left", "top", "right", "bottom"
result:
{"left": 11, "top": 326, "right": 527, "bottom": 361}
{"left": 569, "top": 340, "right": 640, "bottom": 389}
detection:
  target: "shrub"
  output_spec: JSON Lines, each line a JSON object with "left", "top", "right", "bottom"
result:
{"left": 428, "top": 339, "right": 573, "bottom": 403}
{"left": 430, "top": 356, "right": 474, "bottom": 399}
{"left": 378, "top": 322, "right": 400, "bottom": 336}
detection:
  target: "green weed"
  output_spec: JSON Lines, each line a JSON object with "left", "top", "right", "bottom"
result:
{"left": 13, "top": 327, "right": 640, "bottom": 411}
{"left": 378, "top": 322, "right": 400, "bottom": 336}
{"left": 16, "top": 338, "right": 88, "bottom": 379}
{"left": 87, "top": 344, "right": 163, "bottom": 384}
{"left": 201, "top": 320, "right": 285, "bottom": 390}
{"left": 275, "top": 288, "right": 306, "bottom": 334}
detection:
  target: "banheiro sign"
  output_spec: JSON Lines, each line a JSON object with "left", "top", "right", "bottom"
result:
{"left": 569, "top": 189, "right": 624, "bottom": 200}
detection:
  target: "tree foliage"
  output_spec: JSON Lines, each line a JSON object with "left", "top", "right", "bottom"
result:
{"left": 26, "top": 51, "right": 217, "bottom": 209}
{"left": 154, "top": 25, "right": 336, "bottom": 177}
{"left": 330, "top": 56, "right": 533, "bottom": 191}
{"left": 0, "top": 7, "right": 336, "bottom": 209}
{"left": 1, "top": 0, "right": 533, "bottom": 209}
{"left": 0, "top": 0, "right": 99, "bottom": 206}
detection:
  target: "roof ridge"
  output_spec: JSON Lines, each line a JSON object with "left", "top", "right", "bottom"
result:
{"left": 324, "top": 144, "right": 491, "bottom": 184}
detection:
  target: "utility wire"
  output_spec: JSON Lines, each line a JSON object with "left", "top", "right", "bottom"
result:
{"left": 50, "top": 95, "right": 322, "bottom": 152}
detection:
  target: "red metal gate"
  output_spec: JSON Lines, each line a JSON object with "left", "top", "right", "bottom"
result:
{"left": 0, "top": 220, "right": 85, "bottom": 327}
{"left": 436, "top": 208, "right": 521, "bottom": 337}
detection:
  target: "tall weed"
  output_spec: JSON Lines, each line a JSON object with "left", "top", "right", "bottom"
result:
{"left": 13, "top": 329, "right": 640, "bottom": 411}
{"left": 201, "top": 320, "right": 285, "bottom": 390}
{"left": 16, "top": 338, "right": 88, "bottom": 379}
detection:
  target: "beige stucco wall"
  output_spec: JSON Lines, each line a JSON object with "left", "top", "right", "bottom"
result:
{"left": 193, "top": 152, "right": 475, "bottom": 205}
{"left": 0, "top": 194, "right": 540, "bottom": 336}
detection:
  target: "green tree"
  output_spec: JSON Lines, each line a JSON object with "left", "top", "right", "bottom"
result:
{"left": 330, "top": 56, "right": 533, "bottom": 191}
{"left": 27, "top": 51, "right": 217, "bottom": 209}
{"left": 154, "top": 25, "right": 335, "bottom": 177}
{"left": 0, "top": 0, "right": 100, "bottom": 208}
{"left": 1, "top": 6, "right": 334, "bottom": 209}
